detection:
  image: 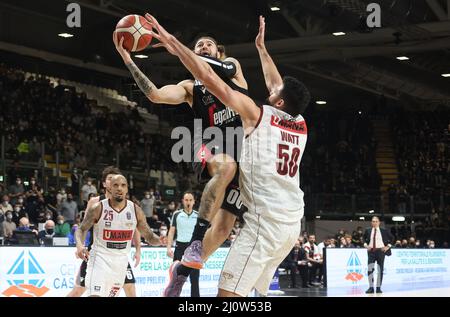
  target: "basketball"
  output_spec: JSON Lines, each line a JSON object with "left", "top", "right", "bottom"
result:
{"left": 115, "top": 14, "right": 153, "bottom": 52}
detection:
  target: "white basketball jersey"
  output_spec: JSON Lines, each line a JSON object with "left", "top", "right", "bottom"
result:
{"left": 92, "top": 199, "right": 137, "bottom": 256}
{"left": 239, "top": 105, "right": 307, "bottom": 223}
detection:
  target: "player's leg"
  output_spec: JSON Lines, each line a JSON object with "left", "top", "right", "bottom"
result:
{"left": 123, "top": 263, "right": 136, "bottom": 297}
{"left": 201, "top": 209, "right": 236, "bottom": 261}
{"left": 66, "top": 261, "right": 87, "bottom": 297}
{"left": 188, "top": 154, "right": 236, "bottom": 244}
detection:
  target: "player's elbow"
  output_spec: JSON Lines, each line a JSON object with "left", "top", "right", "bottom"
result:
{"left": 146, "top": 90, "right": 162, "bottom": 104}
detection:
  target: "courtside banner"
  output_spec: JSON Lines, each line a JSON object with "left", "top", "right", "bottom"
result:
{"left": 0, "top": 247, "right": 229, "bottom": 297}
{"left": 326, "top": 248, "right": 450, "bottom": 288}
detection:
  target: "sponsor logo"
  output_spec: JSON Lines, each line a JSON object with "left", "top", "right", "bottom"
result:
{"left": 202, "top": 95, "right": 214, "bottom": 105}
{"left": 94, "top": 286, "right": 101, "bottom": 291}
{"left": 2, "top": 250, "right": 49, "bottom": 297}
{"left": 213, "top": 108, "right": 238, "bottom": 125}
{"left": 106, "top": 242, "right": 127, "bottom": 249}
{"left": 103, "top": 229, "right": 133, "bottom": 241}
{"left": 105, "top": 221, "right": 111, "bottom": 227}
{"left": 345, "top": 251, "right": 364, "bottom": 283}
{"left": 270, "top": 115, "right": 307, "bottom": 134}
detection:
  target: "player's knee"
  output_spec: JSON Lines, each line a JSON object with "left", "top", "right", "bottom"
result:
{"left": 217, "top": 161, "right": 237, "bottom": 182}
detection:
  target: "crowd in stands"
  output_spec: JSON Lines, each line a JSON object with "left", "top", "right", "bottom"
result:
{"left": 0, "top": 64, "right": 173, "bottom": 172}
{"left": 391, "top": 109, "right": 450, "bottom": 216}
{"left": 301, "top": 110, "right": 381, "bottom": 196}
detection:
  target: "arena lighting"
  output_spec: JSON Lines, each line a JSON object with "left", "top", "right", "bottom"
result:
{"left": 369, "top": 210, "right": 374, "bottom": 214}
{"left": 316, "top": 216, "right": 321, "bottom": 219}
{"left": 442, "top": 73, "right": 450, "bottom": 77}
{"left": 392, "top": 216, "right": 405, "bottom": 222}
{"left": 396, "top": 56, "right": 409, "bottom": 61}
{"left": 333, "top": 32, "right": 346, "bottom": 36}
{"left": 135, "top": 55, "right": 148, "bottom": 59}
{"left": 316, "top": 100, "right": 327, "bottom": 105}
{"left": 58, "top": 33, "right": 74, "bottom": 38}
{"left": 359, "top": 217, "right": 365, "bottom": 220}
{"left": 270, "top": 6, "right": 281, "bottom": 11}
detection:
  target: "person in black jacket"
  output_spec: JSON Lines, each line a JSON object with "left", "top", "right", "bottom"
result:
{"left": 283, "top": 239, "right": 309, "bottom": 288}
{"left": 363, "top": 216, "right": 394, "bottom": 294}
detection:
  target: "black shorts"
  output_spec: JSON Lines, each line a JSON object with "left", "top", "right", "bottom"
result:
{"left": 79, "top": 260, "right": 135, "bottom": 287}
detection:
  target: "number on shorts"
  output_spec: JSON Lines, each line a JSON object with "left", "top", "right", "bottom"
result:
{"left": 126, "top": 269, "right": 133, "bottom": 280}
{"left": 226, "top": 189, "right": 243, "bottom": 209}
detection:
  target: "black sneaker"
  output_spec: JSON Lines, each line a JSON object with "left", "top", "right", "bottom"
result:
{"left": 376, "top": 287, "right": 383, "bottom": 293}
{"left": 365, "top": 287, "right": 375, "bottom": 294}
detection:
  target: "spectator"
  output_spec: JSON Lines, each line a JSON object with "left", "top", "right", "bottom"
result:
{"left": 394, "top": 240, "right": 402, "bottom": 248}
{"left": 1, "top": 195, "right": 13, "bottom": 214}
{"left": 38, "top": 220, "right": 55, "bottom": 243}
{"left": 140, "top": 191, "right": 155, "bottom": 224}
{"left": 71, "top": 168, "right": 80, "bottom": 197}
{"left": 344, "top": 234, "right": 355, "bottom": 248}
{"left": 339, "top": 237, "right": 347, "bottom": 248}
{"left": 352, "top": 226, "right": 364, "bottom": 247}
{"left": 68, "top": 224, "right": 91, "bottom": 246}
{"left": 56, "top": 188, "right": 68, "bottom": 208}
{"left": 81, "top": 178, "right": 97, "bottom": 203}
{"left": 428, "top": 240, "right": 436, "bottom": 249}
{"left": 44, "top": 210, "right": 54, "bottom": 221}
{"left": 59, "top": 193, "right": 78, "bottom": 226}
{"left": 55, "top": 215, "right": 71, "bottom": 237}
{"left": 304, "top": 234, "right": 323, "bottom": 286}
{"left": 2, "top": 211, "right": 17, "bottom": 241}
{"left": 158, "top": 201, "right": 176, "bottom": 229}
{"left": 283, "top": 239, "right": 309, "bottom": 289}
{"left": 8, "top": 177, "right": 25, "bottom": 205}
{"left": 408, "top": 237, "right": 416, "bottom": 248}
{"left": 16, "top": 217, "right": 38, "bottom": 235}
{"left": 401, "top": 239, "right": 408, "bottom": 248}
{"left": 12, "top": 203, "right": 27, "bottom": 226}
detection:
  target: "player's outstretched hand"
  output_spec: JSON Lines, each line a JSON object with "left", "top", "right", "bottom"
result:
{"left": 144, "top": 13, "right": 177, "bottom": 56}
{"left": 255, "top": 15, "right": 266, "bottom": 50}
{"left": 113, "top": 31, "right": 132, "bottom": 64}
{"left": 76, "top": 246, "right": 89, "bottom": 261}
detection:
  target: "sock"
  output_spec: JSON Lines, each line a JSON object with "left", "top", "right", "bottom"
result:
{"left": 177, "top": 264, "right": 193, "bottom": 277}
{"left": 189, "top": 218, "right": 210, "bottom": 243}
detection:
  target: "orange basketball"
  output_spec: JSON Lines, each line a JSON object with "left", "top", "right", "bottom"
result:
{"left": 115, "top": 15, "right": 153, "bottom": 52}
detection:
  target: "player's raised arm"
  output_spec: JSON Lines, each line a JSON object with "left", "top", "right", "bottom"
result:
{"left": 134, "top": 204, "right": 162, "bottom": 246}
{"left": 113, "top": 31, "right": 193, "bottom": 106}
{"left": 146, "top": 14, "right": 260, "bottom": 129}
{"left": 255, "top": 16, "right": 283, "bottom": 94}
{"left": 75, "top": 201, "right": 101, "bottom": 260}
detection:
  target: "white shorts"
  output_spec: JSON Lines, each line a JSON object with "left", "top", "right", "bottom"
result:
{"left": 218, "top": 211, "right": 301, "bottom": 297}
{"left": 85, "top": 250, "right": 128, "bottom": 297}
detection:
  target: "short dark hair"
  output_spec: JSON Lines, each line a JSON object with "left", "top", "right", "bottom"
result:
{"left": 280, "top": 76, "right": 311, "bottom": 116}
{"left": 182, "top": 191, "right": 195, "bottom": 200}
{"left": 192, "top": 35, "right": 218, "bottom": 49}
{"left": 101, "top": 166, "right": 121, "bottom": 183}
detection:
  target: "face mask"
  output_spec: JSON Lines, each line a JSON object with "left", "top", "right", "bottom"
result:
{"left": 46, "top": 229, "right": 54, "bottom": 235}
{"left": 16, "top": 181, "right": 21, "bottom": 185}
{"left": 6, "top": 214, "right": 12, "bottom": 220}
{"left": 60, "top": 190, "right": 65, "bottom": 195}
{"left": 2, "top": 201, "right": 8, "bottom": 206}
{"left": 87, "top": 181, "right": 92, "bottom": 186}
{"left": 150, "top": 192, "right": 154, "bottom": 195}
{"left": 145, "top": 195, "right": 150, "bottom": 199}
{"left": 18, "top": 199, "right": 24, "bottom": 204}
{"left": 160, "top": 229, "right": 167, "bottom": 236}
{"left": 31, "top": 181, "right": 36, "bottom": 185}
{"left": 429, "top": 244, "right": 435, "bottom": 248}
{"left": 46, "top": 215, "right": 52, "bottom": 220}
{"left": 14, "top": 207, "right": 21, "bottom": 212}
{"left": 58, "top": 220, "right": 63, "bottom": 225}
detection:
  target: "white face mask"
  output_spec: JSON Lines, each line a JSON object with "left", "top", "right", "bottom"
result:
{"left": 14, "top": 207, "right": 21, "bottom": 212}
{"left": 60, "top": 190, "right": 65, "bottom": 195}
{"left": 6, "top": 214, "right": 13, "bottom": 220}
{"left": 87, "top": 181, "right": 92, "bottom": 186}
{"left": 18, "top": 199, "right": 24, "bottom": 204}
{"left": 58, "top": 220, "right": 64, "bottom": 225}
{"left": 2, "top": 201, "right": 8, "bottom": 206}
{"left": 145, "top": 195, "right": 150, "bottom": 199}
{"left": 31, "top": 181, "right": 36, "bottom": 185}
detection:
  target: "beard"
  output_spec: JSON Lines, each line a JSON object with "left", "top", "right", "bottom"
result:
{"left": 114, "top": 196, "right": 124, "bottom": 202}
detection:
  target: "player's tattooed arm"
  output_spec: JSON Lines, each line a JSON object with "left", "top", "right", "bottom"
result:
{"left": 75, "top": 202, "right": 101, "bottom": 249}
{"left": 135, "top": 204, "right": 162, "bottom": 246}
{"left": 126, "top": 61, "right": 156, "bottom": 97}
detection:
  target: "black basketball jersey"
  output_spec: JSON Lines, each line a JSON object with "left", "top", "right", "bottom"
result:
{"left": 87, "top": 194, "right": 105, "bottom": 251}
{"left": 192, "top": 78, "right": 248, "bottom": 131}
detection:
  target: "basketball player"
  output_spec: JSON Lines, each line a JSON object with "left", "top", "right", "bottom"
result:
{"left": 148, "top": 14, "right": 310, "bottom": 297}
{"left": 75, "top": 175, "right": 162, "bottom": 297}
{"left": 67, "top": 166, "right": 141, "bottom": 297}
{"left": 114, "top": 25, "right": 249, "bottom": 276}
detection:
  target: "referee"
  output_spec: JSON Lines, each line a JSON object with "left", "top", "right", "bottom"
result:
{"left": 166, "top": 192, "right": 200, "bottom": 297}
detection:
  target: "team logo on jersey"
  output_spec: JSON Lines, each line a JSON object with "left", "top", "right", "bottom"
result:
{"left": 103, "top": 229, "right": 133, "bottom": 241}
{"left": 94, "top": 286, "right": 101, "bottom": 291}
{"left": 126, "top": 212, "right": 131, "bottom": 220}
{"left": 202, "top": 95, "right": 214, "bottom": 105}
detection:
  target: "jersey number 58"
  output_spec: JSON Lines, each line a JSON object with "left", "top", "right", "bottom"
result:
{"left": 276, "top": 144, "right": 300, "bottom": 177}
